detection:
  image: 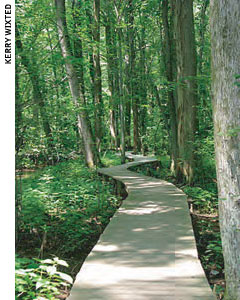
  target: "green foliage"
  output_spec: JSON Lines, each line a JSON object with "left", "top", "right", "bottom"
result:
{"left": 183, "top": 186, "right": 217, "bottom": 213}
{"left": 101, "top": 151, "right": 122, "bottom": 167}
{"left": 15, "top": 256, "right": 72, "bottom": 299}
{"left": 17, "top": 157, "right": 119, "bottom": 256}
{"left": 196, "top": 220, "right": 224, "bottom": 279}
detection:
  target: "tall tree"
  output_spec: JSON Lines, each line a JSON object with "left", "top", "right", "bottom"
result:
{"left": 162, "top": 0, "right": 178, "bottom": 174}
{"left": 174, "top": 0, "right": 197, "bottom": 184}
{"left": 92, "top": 0, "right": 104, "bottom": 152}
{"left": 114, "top": 2, "right": 126, "bottom": 163}
{"left": 72, "top": 0, "right": 86, "bottom": 102}
{"left": 127, "top": 0, "right": 141, "bottom": 153}
{"left": 105, "top": 1, "right": 118, "bottom": 149}
{"left": 210, "top": 1, "right": 240, "bottom": 299}
{"left": 55, "top": 0, "right": 99, "bottom": 167}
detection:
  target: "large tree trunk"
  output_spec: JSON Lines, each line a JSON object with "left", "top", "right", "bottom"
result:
{"left": 55, "top": 0, "right": 99, "bottom": 168}
{"left": 174, "top": 0, "right": 197, "bottom": 184}
{"left": 210, "top": 1, "right": 240, "bottom": 299}
{"left": 162, "top": 0, "right": 178, "bottom": 174}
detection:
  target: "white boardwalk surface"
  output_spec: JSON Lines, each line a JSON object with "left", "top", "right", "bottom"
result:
{"left": 67, "top": 154, "right": 216, "bottom": 300}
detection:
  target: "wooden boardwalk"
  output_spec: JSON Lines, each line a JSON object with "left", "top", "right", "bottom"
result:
{"left": 67, "top": 154, "right": 216, "bottom": 300}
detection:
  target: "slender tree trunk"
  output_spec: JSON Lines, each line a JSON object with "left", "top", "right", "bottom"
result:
{"left": 93, "top": 0, "right": 103, "bottom": 152}
{"left": 124, "top": 2, "right": 133, "bottom": 150}
{"left": 127, "top": 0, "right": 140, "bottom": 153}
{"left": 46, "top": 27, "right": 60, "bottom": 99}
{"left": 174, "top": 0, "right": 197, "bottom": 184}
{"left": 86, "top": 8, "right": 95, "bottom": 104}
{"left": 210, "top": 1, "right": 240, "bottom": 299}
{"left": 55, "top": 0, "right": 99, "bottom": 168}
{"left": 118, "top": 28, "right": 126, "bottom": 164}
{"left": 105, "top": 8, "right": 117, "bottom": 149}
{"left": 72, "top": 0, "right": 86, "bottom": 102}
{"left": 124, "top": 63, "right": 132, "bottom": 150}
{"left": 138, "top": 26, "right": 148, "bottom": 154}
{"left": 162, "top": 0, "right": 178, "bottom": 175}
{"left": 112, "top": 35, "right": 120, "bottom": 149}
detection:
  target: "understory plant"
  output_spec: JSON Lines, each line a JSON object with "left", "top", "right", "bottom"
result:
{"left": 15, "top": 256, "right": 73, "bottom": 299}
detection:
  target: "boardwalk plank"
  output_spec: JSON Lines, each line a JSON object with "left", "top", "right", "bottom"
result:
{"left": 67, "top": 154, "right": 216, "bottom": 300}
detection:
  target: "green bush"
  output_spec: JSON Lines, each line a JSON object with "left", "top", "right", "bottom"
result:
{"left": 15, "top": 256, "right": 73, "bottom": 300}
{"left": 17, "top": 155, "right": 120, "bottom": 256}
{"left": 183, "top": 186, "right": 218, "bottom": 213}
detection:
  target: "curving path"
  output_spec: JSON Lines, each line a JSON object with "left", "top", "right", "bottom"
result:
{"left": 67, "top": 154, "right": 216, "bottom": 300}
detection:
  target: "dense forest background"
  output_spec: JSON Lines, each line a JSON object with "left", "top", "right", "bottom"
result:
{"left": 16, "top": 0, "right": 213, "bottom": 175}
{"left": 15, "top": 0, "right": 240, "bottom": 299}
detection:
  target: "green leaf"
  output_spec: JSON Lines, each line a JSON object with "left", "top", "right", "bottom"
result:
{"left": 56, "top": 272, "right": 73, "bottom": 284}
{"left": 36, "top": 280, "right": 45, "bottom": 290}
{"left": 46, "top": 266, "right": 57, "bottom": 275}
{"left": 41, "top": 259, "right": 54, "bottom": 264}
{"left": 53, "top": 257, "right": 69, "bottom": 267}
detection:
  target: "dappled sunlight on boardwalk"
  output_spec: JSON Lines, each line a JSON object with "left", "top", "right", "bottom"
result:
{"left": 67, "top": 153, "right": 216, "bottom": 300}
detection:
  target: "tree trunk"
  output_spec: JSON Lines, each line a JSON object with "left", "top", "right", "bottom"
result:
{"left": 72, "top": 0, "right": 86, "bottom": 102}
{"left": 138, "top": 26, "right": 148, "bottom": 154}
{"left": 55, "top": 0, "right": 99, "bottom": 168}
{"left": 118, "top": 28, "right": 126, "bottom": 164}
{"left": 210, "top": 1, "right": 240, "bottom": 299}
{"left": 127, "top": 0, "right": 141, "bottom": 153}
{"left": 162, "top": 0, "right": 178, "bottom": 173}
{"left": 93, "top": 0, "right": 103, "bottom": 152}
{"left": 174, "top": 0, "right": 197, "bottom": 184}
{"left": 105, "top": 7, "right": 117, "bottom": 149}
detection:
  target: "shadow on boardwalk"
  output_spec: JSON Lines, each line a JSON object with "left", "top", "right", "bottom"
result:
{"left": 67, "top": 154, "right": 216, "bottom": 300}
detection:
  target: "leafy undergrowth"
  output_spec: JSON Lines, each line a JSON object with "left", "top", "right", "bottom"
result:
{"left": 16, "top": 152, "right": 122, "bottom": 299}
{"left": 101, "top": 150, "right": 122, "bottom": 166}
{"left": 130, "top": 156, "right": 225, "bottom": 299}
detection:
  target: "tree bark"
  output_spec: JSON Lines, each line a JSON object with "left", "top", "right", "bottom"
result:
{"left": 210, "top": 1, "right": 240, "bottom": 299}
{"left": 118, "top": 28, "right": 126, "bottom": 163}
{"left": 162, "top": 0, "right": 178, "bottom": 174}
{"left": 93, "top": 0, "right": 103, "bottom": 152}
{"left": 138, "top": 25, "right": 148, "bottom": 154}
{"left": 174, "top": 0, "right": 197, "bottom": 184}
{"left": 55, "top": 0, "right": 99, "bottom": 167}
{"left": 72, "top": 0, "right": 86, "bottom": 102}
{"left": 127, "top": 0, "right": 141, "bottom": 153}
{"left": 105, "top": 4, "right": 118, "bottom": 149}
